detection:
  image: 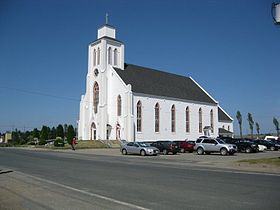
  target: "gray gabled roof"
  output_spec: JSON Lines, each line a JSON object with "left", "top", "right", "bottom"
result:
{"left": 114, "top": 64, "right": 217, "bottom": 104}
{"left": 218, "top": 107, "right": 233, "bottom": 122}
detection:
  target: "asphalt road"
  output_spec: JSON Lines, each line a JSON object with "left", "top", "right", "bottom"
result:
{"left": 0, "top": 148, "right": 279, "bottom": 210}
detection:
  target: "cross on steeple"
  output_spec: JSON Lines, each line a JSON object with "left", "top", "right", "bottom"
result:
{"left": 106, "top": 13, "right": 109, "bottom": 25}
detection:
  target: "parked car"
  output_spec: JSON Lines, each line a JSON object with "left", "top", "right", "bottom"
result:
{"left": 196, "top": 136, "right": 210, "bottom": 143}
{"left": 257, "top": 144, "right": 267, "bottom": 152}
{"left": 254, "top": 140, "right": 279, "bottom": 151}
{"left": 173, "top": 140, "right": 195, "bottom": 153}
{"left": 268, "top": 139, "right": 280, "bottom": 149}
{"left": 120, "top": 142, "right": 159, "bottom": 156}
{"left": 194, "top": 138, "right": 237, "bottom": 156}
{"left": 151, "top": 141, "right": 180, "bottom": 155}
{"left": 223, "top": 138, "right": 258, "bottom": 153}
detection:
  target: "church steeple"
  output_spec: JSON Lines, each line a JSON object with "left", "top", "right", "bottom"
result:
{"left": 97, "top": 13, "right": 116, "bottom": 39}
{"left": 89, "top": 17, "right": 124, "bottom": 70}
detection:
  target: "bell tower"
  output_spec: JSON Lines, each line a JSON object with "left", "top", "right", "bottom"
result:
{"left": 89, "top": 16, "right": 125, "bottom": 72}
{"left": 79, "top": 17, "right": 126, "bottom": 140}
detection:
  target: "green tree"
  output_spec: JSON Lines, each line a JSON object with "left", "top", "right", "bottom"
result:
{"left": 40, "top": 126, "right": 49, "bottom": 140}
{"left": 255, "top": 122, "right": 260, "bottom": 139}
{"left": 273, "top": 117, "right": 279, "bottom": 137}
{"left": 32, "top": 128, "right": 40, "bottom": 139}
{"left": 236, "top": 111, "right": 243, "bottom": 138}
{"left": 49, "top": 127, "right": 56, "bottom": 139}
{"left": 47, "top": 126, "right": 51, "bottom": 139}
{"left": 12, "top": 129, "right": 20, "bottom": 145}
{"left": 56, "top": 124, "right": 64, "bottom": 139}
{"left": 66, "top": 125, "right": 75, "bottom": 144}
{"left": 21, "top": 130, "right": 30, "bottom": 144}
{"left": 64, "top": 124, "right": 68, "bottom": 139}
{"left": 247, "top": 113, "right": 254, "bottom": 139}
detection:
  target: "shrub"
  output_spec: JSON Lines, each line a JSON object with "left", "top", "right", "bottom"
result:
{"left": 54, "top": 137, "right": 65, "bottom": 147}
{"left": 38, "top": 139, "right": 47, "bottom": 145}
{"left": 27, "top": 141, "right": 36, "bottom": 145}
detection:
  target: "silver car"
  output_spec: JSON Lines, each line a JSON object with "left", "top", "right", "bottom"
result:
{"left": 121, "top": 142, "right": 160, "bottom": 156}
{"left": 194, "top": 138, "right": 237, "bottom": 156}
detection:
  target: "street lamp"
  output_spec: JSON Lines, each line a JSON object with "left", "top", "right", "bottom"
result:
{"left": 272, "top": 2, "right": 280, "bottom": 24}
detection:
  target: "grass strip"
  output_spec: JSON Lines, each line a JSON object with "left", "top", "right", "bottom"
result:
{"left": 238, "top": 157, "right": 280, "bottom": 166}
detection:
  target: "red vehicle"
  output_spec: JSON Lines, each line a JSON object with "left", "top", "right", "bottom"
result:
{"left": 173, "top": 140, "right": 195, "bottom": 153}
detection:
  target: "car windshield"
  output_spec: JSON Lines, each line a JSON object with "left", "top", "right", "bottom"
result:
{"left": 138, "top": 143, "right": 148, "bottom": 147}
{"left": 216, "top": 139, "right": 225, "bottom": 144}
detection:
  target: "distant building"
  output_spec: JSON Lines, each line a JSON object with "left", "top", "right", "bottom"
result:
{"left": 218, "top": 107, "right": 233, "bottom": 137}
{"left": 78, "top": 24, "right": 233, "bottom": 141}
{"left": 4, "top": 132, "right": 12, "bottom": 143}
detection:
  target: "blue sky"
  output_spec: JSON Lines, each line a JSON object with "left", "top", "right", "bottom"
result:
{"left": 0, "top": 0, "right": 279, "bottom": 135}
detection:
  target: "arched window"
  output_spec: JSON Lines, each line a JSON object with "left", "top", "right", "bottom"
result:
{"left": 171, "top": 105, "right": 176, "bottom": 133}
{"left": 155, "top": 103, "right": 160, "bottom": 132}
{"left": 199, "top": 108, "right": 202, "bottom": 133}
{"left": 222, "top": 125, "right": 225, "bottom": 129}
{"left": 186, "top": 107, "right": 190, "bottom": 133}
{"left": 137, "top": 101, "right": 142, "bottom": 132}
{"left": 114, "top": 48, "right": 118, "bottom": 66}
{"left": 108, "top": 47, "right": 112, "bottom": 65}
{"left": 228, "top": 125, "right": 230, "bottom": 131}
{"left": 117, "top": 95, "right": 121, "bottom": 116}
{"left": 93, "top": 82, "right": 99, "bottom": 114}
{"left": 93, "top": 49, "right": 96, "bottom": 66}
{"left": 210, "top": 109, "right": 214, "bottom": 132}
{"left": 97, "top": 48, "right": 100, "bottom": 65}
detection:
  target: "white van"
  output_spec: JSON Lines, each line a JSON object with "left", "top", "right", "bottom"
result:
{"left": 264, "top": 136, "right": 278, "bottom": 140}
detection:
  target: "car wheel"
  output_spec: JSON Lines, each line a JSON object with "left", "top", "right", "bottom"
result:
{"left": 197, "top": 147, "right": 204, "bottom": 155}
{"left": 163, "top": 149, "right": 168, "bottom": 155}
{"left": 270, "top": 146, "right": 275, "bottom": 151}
{"left": 122, "top": 149, "right": 127, "bottom": 155}
{"left": 245, "top": 147, "right": 252, "bottom": 153}
{"left": 140, "top": 150, "right": 146, "bottom": 156}
{"left": 220, "top": 148, "right": 228, "bottom": 156}
{"left": 180, "top": 148, "right": 185, "bottom": 153}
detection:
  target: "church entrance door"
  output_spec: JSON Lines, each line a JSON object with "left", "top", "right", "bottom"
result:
{"left": 116, "top": 123, "right": 120, "bottom": 141}
{"left": 91, "top": 122, "right": 96, "bottom": 140}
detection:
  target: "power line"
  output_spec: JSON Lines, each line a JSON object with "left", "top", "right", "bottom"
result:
{"left": 0, "top": 86, "right": 80, "bottom": 102}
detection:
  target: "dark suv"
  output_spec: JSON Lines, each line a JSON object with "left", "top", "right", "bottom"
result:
{"left": 151, "top": 141, "right": 180, "bottom": 155}
{"left": 223, "top": 138, "right": 259, "bottom": 153}
{"left": 173, "top": 140, "right": 195, "bottom": 153}
{"left": 268, "top": 140, "right": 280, "bottom": 149}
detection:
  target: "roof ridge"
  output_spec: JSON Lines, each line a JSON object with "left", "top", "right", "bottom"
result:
{"left": 125, "top": 63, "right": 190, "bottom": 79}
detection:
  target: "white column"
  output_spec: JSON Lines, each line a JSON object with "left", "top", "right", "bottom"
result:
{"left": 125, "top": 85, "right": 134, "bottom": 142}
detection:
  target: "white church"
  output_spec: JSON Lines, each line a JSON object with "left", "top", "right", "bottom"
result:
{"left": 78, "top": 24, "right": 233, "bottom": 142}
